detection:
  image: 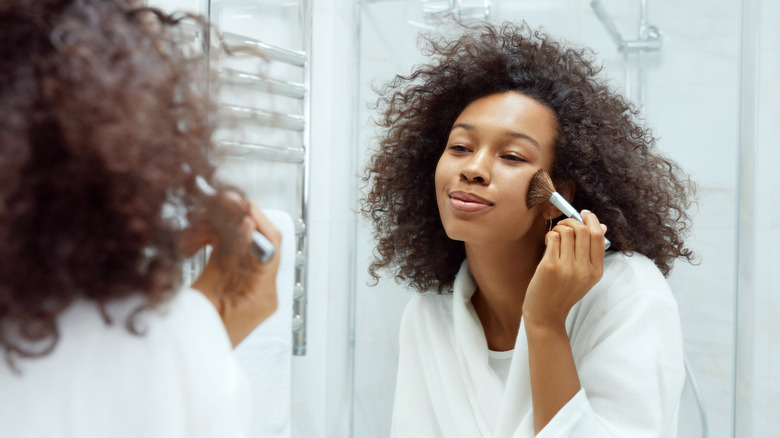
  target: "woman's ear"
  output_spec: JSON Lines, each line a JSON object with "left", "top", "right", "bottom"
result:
{"left": 556, "top": 180, "right": 576, "bottom": 204}
{"left": 542, "top": 205, "right": 563, "bottom": 222}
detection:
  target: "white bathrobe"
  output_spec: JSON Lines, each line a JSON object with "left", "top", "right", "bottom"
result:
{"left": 0, "top": 288, "right": 250, "bottom": 438}
{"left": 391, "top": 251, "right": 684, "bottom": 438}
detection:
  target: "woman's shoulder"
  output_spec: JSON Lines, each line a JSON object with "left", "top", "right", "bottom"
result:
{"left": 153, "top": 287, "right": 232, "bottom": 347}
{"left": 600, "top": 251, "right": 672, "bottom": 295}
{"left": 568, "top": 251, "right": 685, "bottom": 372}
{"left": 399, "top": 290, "right": 455, "bottom": 342}
{"left": 574, "top": 251, "right": 678, "bottom": 320}
{"left": 11, "top": 288, "right": 233, "bottom": 372}
{"left": 403, "top": 291, "right": 453, "bottom": 320}
{"left": 604, "top": 250, "right": 666, "bottom": 279}
{"left": 401, "top": 258, "right": 475, "bottom": 327}
{"left": 74, "top": 287, "right": 233, "bottom": 356}
{"left": 0, "top": 288, "right": 246, "bottom": 437}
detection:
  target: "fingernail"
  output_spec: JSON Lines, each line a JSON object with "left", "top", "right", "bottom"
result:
{"left": 581, "top": 209, "right": 591, "bottom": 215}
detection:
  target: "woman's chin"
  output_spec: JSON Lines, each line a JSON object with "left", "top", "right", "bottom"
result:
{"left": 444, "top": 228, "right": 502, "bottom": 245}
{"left": 444, "top": 225, "right": 545, "bottom": 249}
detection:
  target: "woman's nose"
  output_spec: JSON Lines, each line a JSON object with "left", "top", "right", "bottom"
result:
{"left": 460, "top": 151, "right": 490, "bottom": 184}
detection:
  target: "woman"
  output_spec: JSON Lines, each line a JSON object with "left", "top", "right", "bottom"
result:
{"left": 0, "top": 0, "right": 280, "bottom": 436}
{"left": 363, "top": 22, "right": 695, "bottom": 437}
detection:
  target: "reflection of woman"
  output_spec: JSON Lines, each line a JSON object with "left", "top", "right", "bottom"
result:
{"left": 363, "top": 22, "right": 695, "bottom": 437}
{"left": 0, "top": 1, "right": 279, "bottom": 436}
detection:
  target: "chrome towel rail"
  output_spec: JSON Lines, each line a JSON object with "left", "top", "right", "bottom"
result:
{"left": 218, "top": 140, "right": 306, "bottom": 164}
{"left": 222, "top": 31, "right": 306, "bottom": 67}
{"left": 221, "top": 68, "right": 306, "bottom": 99}
{"left": 214, "top": 8, "right": 311, "bottom": 356}
{"left": 220, "top": 105, "right": 306, "bottom": 132}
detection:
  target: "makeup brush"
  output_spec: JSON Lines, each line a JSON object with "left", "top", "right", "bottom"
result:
{"left": 527, "top": 168, "right": 611, "bottom": 250}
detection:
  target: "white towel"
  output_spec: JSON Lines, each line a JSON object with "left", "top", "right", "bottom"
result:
{"left": 234, "top": 209, "right": 295, "bottom": 438}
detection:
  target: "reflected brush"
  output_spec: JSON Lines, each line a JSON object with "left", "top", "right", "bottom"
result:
{"left": 526, "top": 168, "right": 611, "bottom": 250}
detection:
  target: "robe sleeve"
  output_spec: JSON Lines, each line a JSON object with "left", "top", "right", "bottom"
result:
{"left": 535, "top": 287, "right": 685, "bottom": 438}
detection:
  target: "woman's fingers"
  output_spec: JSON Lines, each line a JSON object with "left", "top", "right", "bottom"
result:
{"left": 179, "top": 224, "right": 215, "bottom": 258}
{"left": 544, "top": 229, "right": 561, "bottom": 261}
{"left": 581, "top": 210, "right": 606, "bottom": 271}
{"left": 220, "top": 192, "right": 281, "bottom": 266}
{"left": 552, "top": 213, "right": 606, "bottom": 262}
{"left": 571, "top": 218, "right": 591, "bottom": 262}
{"left": 243, "top": 202, "right": 281, "bottom": 269}
{"left": 247, "top": 201, "right": 282, "bottom": 255}
{"left": 552, "top": 220, "right": 579, "bottom": 263}
{"left": 547, "top": 213, "right": 605, "bottom": 287}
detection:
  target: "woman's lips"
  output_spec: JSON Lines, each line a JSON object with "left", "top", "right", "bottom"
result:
{"left": 448, "top": 191, "right": 493, "bottom": 212}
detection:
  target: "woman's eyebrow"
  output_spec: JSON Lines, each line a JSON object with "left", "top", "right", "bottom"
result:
{"left": 450, "top": 122, "right": 473, "bottom": 132}
{"left": 450, "top": 123, "right": 541, "bottom": 150}
{"left": 504, "top": 130, "right": 541, "bottom": 150}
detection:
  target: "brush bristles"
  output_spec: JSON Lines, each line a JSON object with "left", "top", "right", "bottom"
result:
{"left": 526, "top": 168, "right": 557, "bottom": 208}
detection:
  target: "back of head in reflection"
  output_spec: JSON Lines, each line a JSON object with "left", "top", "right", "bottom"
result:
{"left": 0, "top": 1, "right": 281, "bottom": 435}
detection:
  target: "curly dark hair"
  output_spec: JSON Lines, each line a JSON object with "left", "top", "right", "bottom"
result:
{"left": 362, "top": 21, "right": 695, "bottom": 293}
{"left": 0, "top": 0, "right": 252, "bottom": 366}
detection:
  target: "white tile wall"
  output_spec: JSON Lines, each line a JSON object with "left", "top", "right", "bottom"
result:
{"left": 750, "top": 0, "right": 780, "bottom": 435}
{"left": 289, "top": 1, "right": 358, "bottom": 438}
{"left": 641, "top": 1, "right": 741, "bottom": 435}
{"left": 353, "top": 3, "right": 426, "bottom": 437}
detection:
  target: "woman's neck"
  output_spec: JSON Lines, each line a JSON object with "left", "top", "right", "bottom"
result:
{"left": 466, "top": 239, "right": 545, "bottom": 351}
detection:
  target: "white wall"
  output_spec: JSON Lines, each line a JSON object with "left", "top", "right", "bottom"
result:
{"left": 738, "top": 0, "right": 780, "bottom": 435}
{"left": 352, "top": 3, "right": 428, "bottom": 436}
{"left": 289, "top": 1, "right": 357, "bottom": 437}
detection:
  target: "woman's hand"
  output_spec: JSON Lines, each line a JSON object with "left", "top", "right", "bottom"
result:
{"left": 523, "top": 210, "right": 606, "bottom": 330}
{"left": 189, "top": 197, "right": 282, "bottom": 348}
{"left": 523, "top": 210, "right": 606, "bottom": 433}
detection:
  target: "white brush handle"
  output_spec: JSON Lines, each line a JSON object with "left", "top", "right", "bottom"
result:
{"left": 549, "top": 192, "right": 611, "bottom": 250}
{"left": 250, "top": 231, "right": 275, "bottom": 263}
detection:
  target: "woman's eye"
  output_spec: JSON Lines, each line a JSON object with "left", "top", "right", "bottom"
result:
{"left": 449, "top": 145, "right": 470, "bottom": 152}
{"left": 502, "top": 154, "right": 525, "bottom": 162}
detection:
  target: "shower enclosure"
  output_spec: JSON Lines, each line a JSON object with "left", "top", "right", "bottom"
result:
{"left": 350, "top": 0, "right": 779, "bottom": 437}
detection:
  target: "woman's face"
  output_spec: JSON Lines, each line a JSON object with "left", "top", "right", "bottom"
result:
{"left": 434, "top": 91, "right": 558, "bottom": 246}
